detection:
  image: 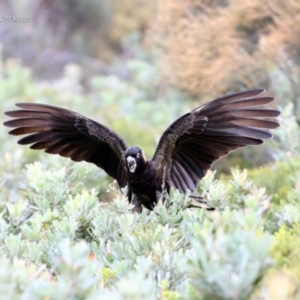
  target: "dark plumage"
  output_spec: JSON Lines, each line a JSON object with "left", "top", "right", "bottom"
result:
{"left": 3, "top": 89, "right": 279, "bottom": 212}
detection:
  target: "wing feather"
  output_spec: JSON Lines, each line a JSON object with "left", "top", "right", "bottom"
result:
{"left": 4, "top": 103, "right": 128, "bottom": 187}
{"left": 153, "top": 89, "right": 279, "bottom": 193}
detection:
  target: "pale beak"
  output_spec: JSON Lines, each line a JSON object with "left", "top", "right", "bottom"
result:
{"left": 127, "top": 156, "right": 137, "bottom": 173}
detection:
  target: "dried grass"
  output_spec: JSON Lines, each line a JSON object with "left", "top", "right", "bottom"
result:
{"left": 147, "top": 0, "right": 300, "bottom": 104}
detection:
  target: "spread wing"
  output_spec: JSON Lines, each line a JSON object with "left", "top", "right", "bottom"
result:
{"left": 4, "top": 103, "right": 128, "bottom": 187}
{"left": 153, "top": 89, "right": 280, "bottom": 193}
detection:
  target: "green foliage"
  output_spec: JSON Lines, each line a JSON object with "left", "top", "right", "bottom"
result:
{"left": 189, "top": 224, "right": 272, "bottom": 300}
{"left": 1, "top": 159, "right": 295, "bottom": 299}
{"left": 247, "top": 158, "right": 300, "bottom": 201}
{"left": 245, "top": 156, "right": 300, "bottom": 233}
{"left": 270, "top": 222, "right": 300, "bottom": 298}
{"left": 270, "top": 104, "right": 300, "bottom": 160}
{"left": 272, "top": 224, "right": 300, "bottom": 268}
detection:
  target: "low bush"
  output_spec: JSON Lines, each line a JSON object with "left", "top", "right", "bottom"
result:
{"left": 0, "top": 159, "right": 299, "bottom": 299}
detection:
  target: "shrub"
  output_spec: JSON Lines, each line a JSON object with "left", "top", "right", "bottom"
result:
{"left": 1, "top": 156, "right": 299, "bottom": 299}
{"left": 148, "top": 0, "right": 300, "bottom": 114}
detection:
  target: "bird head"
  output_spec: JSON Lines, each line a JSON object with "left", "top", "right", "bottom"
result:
{"left": 124, "top": 146, "right": 147, "bottom": 173}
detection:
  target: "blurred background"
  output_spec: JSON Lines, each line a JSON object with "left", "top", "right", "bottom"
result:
{"left": 1, "top": 0, "right": 300, "bottom": 200}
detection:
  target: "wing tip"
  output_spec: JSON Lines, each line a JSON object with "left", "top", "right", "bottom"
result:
{"left": 3, "top": 120, "right": 15, "bottom": 127}
{"left": 4, "top": 103, "right": 32, "bottom": 119}
{"left": 8, "top": 128, "right": 21, "bottom": 135}
{"left": 15, "top": 103, "right": 30, "bottom": 109}
{"left": 228, "top": 88, "right": 266, "bottom": 99}
{"left": 272, "top": 121, "right": 280, "bottom": 129}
